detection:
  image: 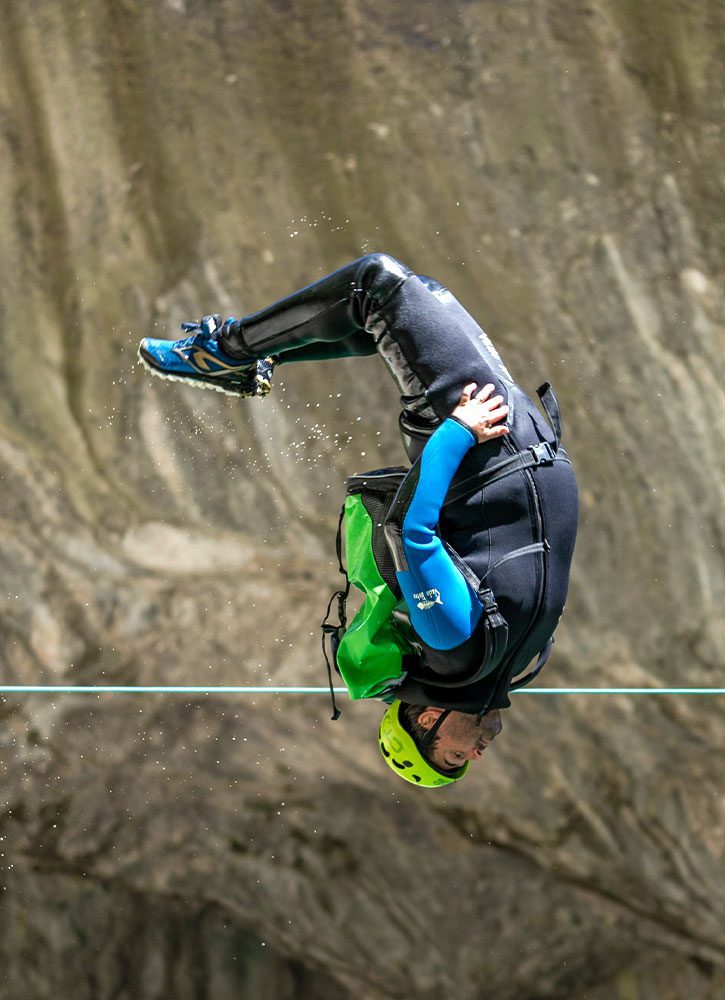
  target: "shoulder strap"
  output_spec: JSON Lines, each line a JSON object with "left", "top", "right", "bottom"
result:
{"left": 414, "top": 587, "right": 509, "bottom": 690}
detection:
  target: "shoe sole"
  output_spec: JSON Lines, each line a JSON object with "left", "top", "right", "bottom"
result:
{"left": 137, "top": 345, "right": 271, "bottom": 398}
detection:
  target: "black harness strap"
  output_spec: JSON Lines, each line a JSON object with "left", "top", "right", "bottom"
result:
{"left": 473, "top": 635, "right": 555, "bottom": 718}
{"left": 442, "top": 383, "right": 566, "bottom": 508}
{"left": 443, "top": 441, "right": 563, "bottom": 507}
{"left": 415, "top": 542, "right": 510, "bottom": 690}
{"left": 509, "top": 637, "right": 554, "bottom": 691}
{"left": 441, "top": 541, "right": 483, "bottom": 594}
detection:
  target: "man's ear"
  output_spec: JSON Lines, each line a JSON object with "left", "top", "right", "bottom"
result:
{"left": 418, "top": 706, "right": 445, "bottom": 731}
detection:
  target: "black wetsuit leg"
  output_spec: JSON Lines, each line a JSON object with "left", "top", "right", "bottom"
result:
{"left": 274, "top": 330, "right": 377, "bottom": 364}
{"left": 218, "top": 253, "right": 514, "bottom": 423}
{"left": 219, "top": 254, "right": 411, "bottom": 355}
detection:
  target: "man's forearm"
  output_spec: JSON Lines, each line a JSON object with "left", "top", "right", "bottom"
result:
{"left": 402, "top": 418, "right": 477, "bottom": 543}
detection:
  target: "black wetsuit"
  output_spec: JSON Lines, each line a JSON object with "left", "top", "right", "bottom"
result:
{"left": 220, "top": 254, "right": 579, "bottom": 713}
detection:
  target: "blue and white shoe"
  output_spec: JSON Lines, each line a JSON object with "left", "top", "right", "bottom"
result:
{"left": 138, "top": 315, "right": 275, "bottom": 398}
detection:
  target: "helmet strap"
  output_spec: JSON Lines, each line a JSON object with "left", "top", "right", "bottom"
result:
{"left": 418, "top": 708, "right": 451, "bottom": 754}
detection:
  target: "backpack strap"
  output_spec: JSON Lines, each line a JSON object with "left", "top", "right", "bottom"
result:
{"left": 509, "top": 637, "right": 554, "bottom": 691}
{"left": 536, "top": 382, "right": 562, "bottom": 450}
{"left": 320, "top": 503, "right": 350, "bottom": 720}
{"left": 443, "top": 440, "right": 559, "bottom": 507}
{"left": 441, "top": 382, "right": 566, "bottom": 508}
{"left": 383, "top": 475, "right": 511, "bottom": 691}
{"left": 416, "top": 536, "right": 509, "bottom": 689}
{"left": 411, "top": 585, "right": 509, "bottom": 690}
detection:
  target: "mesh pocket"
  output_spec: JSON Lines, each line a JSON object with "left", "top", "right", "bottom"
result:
{"left": 360, "top": 491, "right": 400, "bottom": 594}
{"left": 347, "top": 467, "right": 407, "bottom": 598}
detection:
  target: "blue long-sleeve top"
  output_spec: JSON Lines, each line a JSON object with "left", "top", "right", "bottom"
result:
{"left": 396, "top": 417, "right": 484, "bottom": 650}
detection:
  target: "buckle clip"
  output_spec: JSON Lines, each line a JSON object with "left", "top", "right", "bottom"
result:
{"left": 529, "top": 441, "right": 556, "bottom": 465}
{"left": 478, "top": 587, "right": 499, "bottom": 614}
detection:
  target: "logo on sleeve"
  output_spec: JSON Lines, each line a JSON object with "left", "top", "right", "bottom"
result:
{"left": 414, "top": 589, "right": 443, "bottom": 611}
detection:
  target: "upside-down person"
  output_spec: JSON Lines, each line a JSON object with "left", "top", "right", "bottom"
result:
{"left": 138, "top": 254, "right": 579, "bottom": 788}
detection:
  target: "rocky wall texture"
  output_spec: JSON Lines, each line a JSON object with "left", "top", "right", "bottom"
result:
{"left": 0, "top": 1, "right": 723, "bottom": 998}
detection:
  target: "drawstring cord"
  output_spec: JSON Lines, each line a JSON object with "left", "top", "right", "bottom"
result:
{"left": 320, "top": 505, "right": 350, "bottom": 720}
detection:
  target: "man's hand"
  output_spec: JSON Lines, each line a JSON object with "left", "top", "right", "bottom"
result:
{"left": 451, "top": 383, "right": 509, "bottom": 444}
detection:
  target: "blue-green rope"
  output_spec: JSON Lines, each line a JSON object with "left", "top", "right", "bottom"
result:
{"left": 0, "top": 686, "right": 723, "bottom": 695}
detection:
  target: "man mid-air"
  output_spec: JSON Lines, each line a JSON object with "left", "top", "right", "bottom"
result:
{"left": 138, "top": 253, "right": 579, "bottom": 788}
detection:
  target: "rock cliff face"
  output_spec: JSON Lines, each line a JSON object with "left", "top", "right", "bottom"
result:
{"left": 0, "top": 1, "right": 723, "bottom": 998}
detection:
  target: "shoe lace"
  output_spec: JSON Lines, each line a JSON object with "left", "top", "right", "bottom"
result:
{"left": 177, "top": 315, "right": 228, "bottom": 350}
{"left": 176, "top": 326, "right": 218, "bottom": 351}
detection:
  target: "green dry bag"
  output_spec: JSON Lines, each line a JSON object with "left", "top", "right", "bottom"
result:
{"left": 321, "top": 468, "right": 414, "bottom": 706}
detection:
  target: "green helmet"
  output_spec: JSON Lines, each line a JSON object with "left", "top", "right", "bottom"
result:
{"left": 378, "top": 700, "right": 469, "bottom": 788}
